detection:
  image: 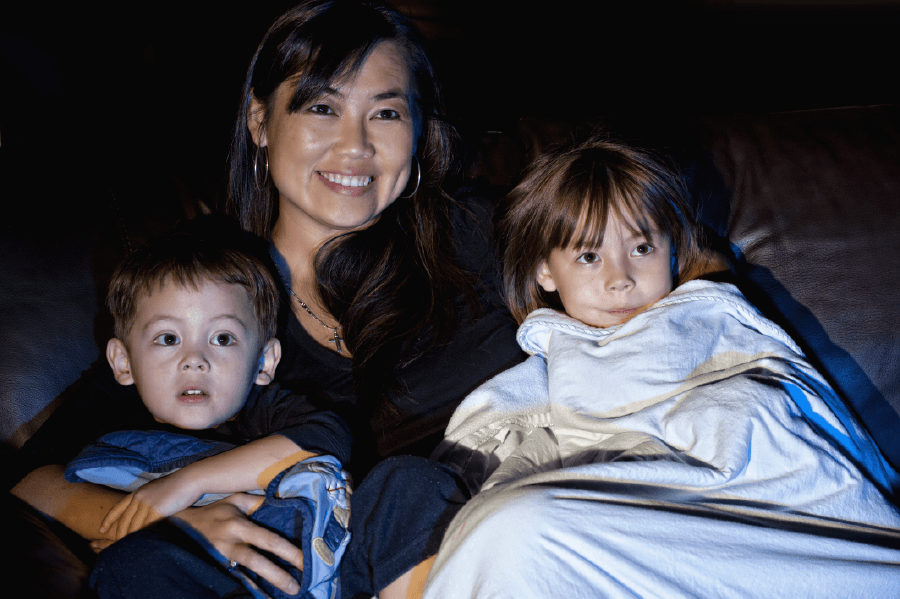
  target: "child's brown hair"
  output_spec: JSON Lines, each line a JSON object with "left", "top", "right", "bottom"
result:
{"left": 107, "top": 218, "right": 279, "bottom": 347}
{"left": 497, "top": 138, "right": 721, "bottom": 323}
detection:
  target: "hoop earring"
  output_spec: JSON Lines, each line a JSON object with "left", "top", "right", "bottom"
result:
{"left": 399, "top": 155, "right": 421, "bottom": 199}
{"left": 253, "top": 146, "right": 269, "bottom": 190}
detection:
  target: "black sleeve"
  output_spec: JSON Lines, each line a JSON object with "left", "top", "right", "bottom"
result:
{"left": 9, "top": 361, "right": 152, "bottom": 489}
{"left": 362, "top": 189, "right": 527, "bottom": 466}
{"left": 235, "top": 384, "right": 353, "bottom": 467}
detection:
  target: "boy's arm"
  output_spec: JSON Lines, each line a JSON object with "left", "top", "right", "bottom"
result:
{"left": 99, "top": 434, "right": 315, "bottom": 539}
{"left": 171, "top": 434, "right": 316, "bottom": 496}
{"left": 11, "top": 464, "right": 124, "bottom": 542}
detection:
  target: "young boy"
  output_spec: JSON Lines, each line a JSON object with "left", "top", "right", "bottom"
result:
{"left": 62, "top": 220, "right": 351, "bottom": 599}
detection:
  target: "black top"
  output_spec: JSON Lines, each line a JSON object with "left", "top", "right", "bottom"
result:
{"left": 15, "top": 191, "right": 525, "bottom": 483}
{"left": 225, "top": 384, "right": 352, "bottom": 465}
{"left": 68, "top": 382, "right": 353, "bottom": 469}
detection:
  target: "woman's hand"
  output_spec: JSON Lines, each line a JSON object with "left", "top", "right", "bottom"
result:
{"left": 174, "top": 493, "right": 303, "bottom": 595}
{"left": 98, "top": 472, "right": 200, "bottom": 540}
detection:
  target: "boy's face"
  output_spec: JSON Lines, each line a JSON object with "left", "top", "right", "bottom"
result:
{"left": 536, "top": 212, "right": 673, "bottom": 329}
{"left": 107, "top": 278, "right": 280, "bottom": 430}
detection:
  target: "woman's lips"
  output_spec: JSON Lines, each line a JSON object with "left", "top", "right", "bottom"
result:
{"left": 607, "top": 307, "right": 638, "bottom": 315}
{"left": 317, "top": 171, "right": 375, "bottom": 196}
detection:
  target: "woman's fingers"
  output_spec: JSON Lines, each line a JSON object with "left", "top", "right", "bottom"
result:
{"left": 247, "top": 521, "right": 304, "bottom": 571}
{"left": 231, "top": 538, "right": 301, "bottom": 595}
{"left": 177, "top": 494, "right": 304, "bottom": 595}
{"left": 225, "top": 496, "right": 304, "bottom": 594}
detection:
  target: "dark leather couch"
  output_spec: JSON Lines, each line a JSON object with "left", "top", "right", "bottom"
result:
{"left": 4, "top": 103, "right": 900, "bottom": 492}
{"left": 3, "top": 99, "right": 900, "bottom": 597}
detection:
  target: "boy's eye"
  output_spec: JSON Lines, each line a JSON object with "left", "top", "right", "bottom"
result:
{"left": 153, "top": 333, "right": 179, "bottom": 346}
{"left": 576, "top": 252, "right": 600, "bottom": 264}
{"left": 632, "top": 243, "right": 655, "bottom": 256}
{"left": 211, "top": 333, "right": 236, "bottom": 346}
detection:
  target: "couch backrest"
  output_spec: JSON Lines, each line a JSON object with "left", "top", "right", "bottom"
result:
{"left": 697, "top": 106, "right": 900, "bottom": 472}
{"left": 0, "top": 151, "right": 196, "bottom": 467}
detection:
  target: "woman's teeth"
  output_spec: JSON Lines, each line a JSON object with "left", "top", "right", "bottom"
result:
{"left": 320, "top": 172, "right": 374, "bottom": 187}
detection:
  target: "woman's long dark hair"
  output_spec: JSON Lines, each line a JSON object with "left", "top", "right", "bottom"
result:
{"left": 225, "top": 0, "right": 475, "bottom": 405}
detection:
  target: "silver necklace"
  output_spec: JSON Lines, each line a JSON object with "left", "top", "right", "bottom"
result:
{"left": 279, "top": 275, "right": 344, "bottom": 354}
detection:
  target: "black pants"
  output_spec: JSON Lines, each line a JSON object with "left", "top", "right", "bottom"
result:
{"left": 340, "top": 456, "right": 468, "bottom": 598}
{"left": 3, "top": 493, "right": 96, "bottom": 599}
{"left": 90, "top": 520, "right": 250, "bottom": 599}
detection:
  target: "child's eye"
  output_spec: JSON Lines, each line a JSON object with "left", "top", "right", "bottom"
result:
{"left": 211, "top": 333, "right": 236, "bottom": 347}
{"left": 632, "top": 243, "right": 655, "bottom": 256}
{"left": 576, "top": 252, "right": 600, "bottom": 264}
{"left": 153, "top": 333, "right": 179, "bottom": 346}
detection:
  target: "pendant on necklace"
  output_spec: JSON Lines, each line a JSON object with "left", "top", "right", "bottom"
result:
{"left": 329, "top": 329, "right": 344, "bottom": 353}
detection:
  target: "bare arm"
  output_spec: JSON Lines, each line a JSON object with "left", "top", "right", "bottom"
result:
{"left": 160, "top": 434, "right": 315, "bottom": 497}
{"left": 11, "top": 464, "right": 123, "bottom": 543}
{"left": 100, "top": 434, "right": 316, "bottom": 537}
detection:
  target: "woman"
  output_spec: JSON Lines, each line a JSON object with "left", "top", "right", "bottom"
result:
{"left": 11, "top": 1, "right": 522, "bottom": 598}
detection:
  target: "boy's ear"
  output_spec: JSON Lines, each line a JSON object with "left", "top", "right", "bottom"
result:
{"left": 247, "top": 92, "right": 267, "bottom": 148}
{"left": 255, "top": 338, "right": 282, "bottom": 386}
{"left": 106, "top": 338, "right": 135, "bottom": 386}
{"left": 535, "top": 260, "right": 558, "bottom": 293}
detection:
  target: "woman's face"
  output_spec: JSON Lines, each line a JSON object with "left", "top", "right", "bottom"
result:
{"left": 249, "top": 41, "right": 416, "bottom": 242}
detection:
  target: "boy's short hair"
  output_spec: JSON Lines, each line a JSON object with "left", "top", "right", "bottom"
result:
{"left": 497, "top": 138, "right": 707, "bottom": 323}
{"left": 108, "top": 218, "right": 279, "bottom": 345}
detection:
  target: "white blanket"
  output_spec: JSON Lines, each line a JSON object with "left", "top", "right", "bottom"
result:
{"left": 425, "top": 280, "right": 900, "bottom": 598}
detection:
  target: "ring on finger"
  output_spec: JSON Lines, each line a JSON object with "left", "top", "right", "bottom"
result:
{"left": 228, "top": 560, "right": 238, "bottom": 572}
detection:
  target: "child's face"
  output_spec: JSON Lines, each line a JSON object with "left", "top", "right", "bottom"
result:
{"left": 107, "top": 278, "right": 280, "bottom": 430}
{"left": 536, "top": 212, "right": 674, "bottom": 328}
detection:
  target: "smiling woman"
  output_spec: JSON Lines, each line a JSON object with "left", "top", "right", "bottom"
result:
{"left": 10, "top": 2, "right": 524, "bottom": 599}
{"left": 220, "top": 4, "right": 525, "bottom": 595}
{"left": 249, "top": 42, "right": 416, "bottom": 245}
{"left": 225, "top": 0, "right": 475, "bottom": 383}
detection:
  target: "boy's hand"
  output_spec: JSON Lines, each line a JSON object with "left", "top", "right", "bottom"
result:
{"left": 98, "top": 472, "right": 200, "bottom": 539}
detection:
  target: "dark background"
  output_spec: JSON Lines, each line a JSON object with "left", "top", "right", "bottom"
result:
{"left": 2, "top": 0, "right": 899, "bottom": 213}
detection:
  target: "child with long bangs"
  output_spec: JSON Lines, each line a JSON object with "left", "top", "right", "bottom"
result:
{"left": 57, "top": 220, "right": 351, "bottom": 599}
{"left": 499, "top": 136, "right": 722, "bottom": 330}
{"left": 423, "top": 138, "right": 900, "bottom": 598}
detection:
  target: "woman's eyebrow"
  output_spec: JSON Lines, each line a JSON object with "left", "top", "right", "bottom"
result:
{"left": 372, "top": 90, "right": 406, "bottom": 101}
{"left": 320, "top": 88, "right": 406, "bottom": 102}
